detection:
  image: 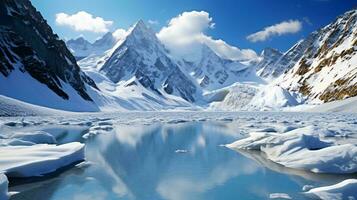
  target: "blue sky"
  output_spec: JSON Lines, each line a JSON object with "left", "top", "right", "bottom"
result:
{"left": 32, "top": 0, "right": 355, "bottom": 53}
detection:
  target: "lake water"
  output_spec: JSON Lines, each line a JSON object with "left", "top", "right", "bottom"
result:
{"left": 7, "top": 113, "right": 357, "bottom": 200}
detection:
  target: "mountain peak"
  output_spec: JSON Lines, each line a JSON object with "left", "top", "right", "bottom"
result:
{"left": 136, "top": 19, "right": 146, "bottom": 27}
{"left": 67, "top": 36, "right": 90, "bottom": 45}
{"left": 261, "top": 48, "right": 282, "bottom": 57}
{"left": 100, "top": 32, "right": 114, "bottom": 40}
{"left": 200, "top": 44, "right": 222, "bottom": 60}
{"left": 123, "top": 19, "right": 161, "bottom": 48}
{"left": 93, "top": 32, "right": 116, "bottom": 47}
{"left": 129, "top": 19, "right": 152, "bottom": 35}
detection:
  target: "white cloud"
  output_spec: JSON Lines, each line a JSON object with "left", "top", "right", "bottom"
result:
{"left": 55, "top": 11, "right": 113, "bottom": 33}
{"left": 112, "top": 28, "right": 128, "bottom": 40}
{"left": 201, "top": 36, "right": 257, "bottom": 61}
{"left": 157, "top": 11, "right": 256, "bottom": 61}
{"left": 247, "top": 20, "right": 302, "bottom": 42}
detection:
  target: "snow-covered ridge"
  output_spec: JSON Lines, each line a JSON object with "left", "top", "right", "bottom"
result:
{"left": 276, "top": 9, "right": 357, "bottom": 103}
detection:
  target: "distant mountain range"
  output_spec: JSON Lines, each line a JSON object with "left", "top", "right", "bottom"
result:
{"left": 0, "top": 0, "right": 355, "bottom": 112}
{"left": 66, "top": 32, "right": 118, "bottom": 61}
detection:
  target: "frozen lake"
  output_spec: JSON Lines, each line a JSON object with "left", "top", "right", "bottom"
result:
{"left": 1, "top": 112, "right": 356, "bottom": 199}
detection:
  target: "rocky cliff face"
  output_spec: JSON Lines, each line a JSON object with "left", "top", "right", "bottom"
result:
{"left": 277, "top": 9, "right": 357, "bottom": 103}
{"left": 100, "top": 20, "right": 198, "bottom": 102}
{"left": 0, "top": 0, "right": 97, "bottom": 102}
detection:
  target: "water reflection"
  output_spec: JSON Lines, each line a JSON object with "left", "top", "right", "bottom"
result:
{"left": 10, "top": 122, "right": 345, "bottom": 200}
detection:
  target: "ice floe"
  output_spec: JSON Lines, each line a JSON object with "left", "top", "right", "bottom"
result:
{"left": 0, "top": 142, "right": 84, "bottom": 177}
{"left": 226, "top": 126, "right": 357, "bottom": 174}
{"left": 10, "top": 131, "right": 57, "bottom": 145}
{"left": 305, "top": 179, "right": 357, "bottom": 200}
{"left": 175, "top": 149, "right": 189, "bottom": 153}
{"left": 269, "top": 193, "right": 292, "bottom": 199}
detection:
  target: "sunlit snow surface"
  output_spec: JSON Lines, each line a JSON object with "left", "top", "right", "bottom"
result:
{"left": 0, "top": 112, "right": 356, "bottom": 200}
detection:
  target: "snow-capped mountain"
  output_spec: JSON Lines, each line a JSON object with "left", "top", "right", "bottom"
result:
{"left": 257, "top": 33, "right": 321, "bottom": 79}
{"left": 0, "top": 0, "right": 99, "bottom": 111}
{"left": 100, "top": 20, "right": 198, "bottom": 102}
{"left": 255, "top": 48, "right": 283, "bottom": 78}
{"left": 182, "top": 44, "right": 261, "bottom": 91}
{"left": 66, "top": 37, "right": 92, "bottom": 60}
{"left": 66, "top": 32, "right": 117, "bottom": 60}
{"left": 277, "top": 9, "right": 357, "bottom": 103}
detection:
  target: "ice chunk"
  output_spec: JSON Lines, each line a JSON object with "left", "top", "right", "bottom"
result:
{"left": 175, "top": 149, "right": 188, "bottom": 153}
{"left": 305, "top": 179, "right": 357, "bottom": 200}
{"left": 226, "top": 126, "right": 357, "bottom": 174}
{"left": 0, "top": 142, "right": 84, "bottom": 177}
{"left": 0, "top": 174, "right": 8, "bottom": 200}
{"left": 269, "top": 193, "right": 292, "bottom": 199}
{"left": 0, "top": 138, "right": 35, "bottom": 146}
{"left": 10, "top": 131, "right": 57, "bottom": 144}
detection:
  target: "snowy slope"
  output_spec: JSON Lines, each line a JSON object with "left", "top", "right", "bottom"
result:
{"left": 245, "top": 85, "right": 303, "bottom": 111}
{"left": 307, "top": 96, "right": 357, "bottom": 113}
{"left": 0, "top": 0, "right": 99, "bottom": 112}
{"left": 276, "top": 9, "right": 357, "bottom": 103}
{"left": 0, "top": 95, "right": 74, "bottom": 116}
{"left": 207, "top": 83, "right": 260, "bottom": 111}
